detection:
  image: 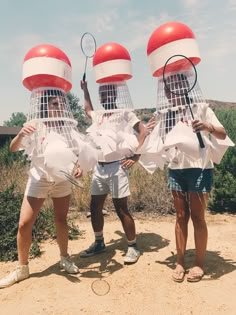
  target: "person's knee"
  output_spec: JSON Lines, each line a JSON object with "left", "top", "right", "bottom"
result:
{"left": 191, "top": 212, "right": 206, "bottom": 226}
{"left": 90, "top": 195, "right": 105, "bottom": 211}
{"left": 113, "top": 201, "right": 125, "bottom": 212}
{"left": 176, "top": 212, "right": 190, "bottom": 225}
{"left": 116, "top": 209, "right": 126, "bottom": 220}
{"left": 54, "top": 216, "right": 67, "bottom": 226}
{"left": 115, "top": 205, "right": 131, "bottom": 220}
{"left": 18, "top": 220, "right": 32, "bottom": 234}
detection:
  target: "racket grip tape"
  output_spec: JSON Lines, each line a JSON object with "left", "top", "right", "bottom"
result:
{"left": 196, "top": 131, "right": 205, "bottom": 148}
{"left": 82, "top": 73, "right": 86, "bottom": 82}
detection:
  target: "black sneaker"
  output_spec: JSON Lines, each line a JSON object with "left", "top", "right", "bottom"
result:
{"left": 80, "top": 240, "right": 106, "bottom": 257}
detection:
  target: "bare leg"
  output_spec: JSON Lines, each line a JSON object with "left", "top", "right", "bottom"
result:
{"left": 189, "top": 192, "right": 208, "bottom": 269}
{"left": 0, "top": 196, "right": 43, "bottom": 288}
{"left": 53, "top": 195, "right": 70, "bottom": 257}
{"left": 113, "top": 197, "right": 140, "bottom": 264}
{"left": 172, "top": 191, "right": 190, "bottom": 268}
{"left": 17, "top": 196, "right": 45, "bottom": 265}
{"left": 90, "top": 194, "right": 107, "bottom": 232}
{"left": 79, "top": 195, "right": 107, "bottom": 258}
{"left": 113, "top": 197, "right": 135, "bottom": 241}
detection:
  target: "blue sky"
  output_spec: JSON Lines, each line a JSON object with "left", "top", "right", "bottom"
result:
{"left": 0, "top": 0, "right": 235, "bottom": 124}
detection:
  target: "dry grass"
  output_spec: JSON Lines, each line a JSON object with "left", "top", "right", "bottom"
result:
{"left": 129, "top": 164, "right": 174, "bottom": 215}
{"left": 0, "top": 161, "right": 28, "bottom": 194}
{"left": 0, "top": 161, "right": 174, "bottom": 216}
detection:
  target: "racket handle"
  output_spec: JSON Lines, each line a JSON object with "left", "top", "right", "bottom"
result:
{"left": 196, "top": 131, "right": 205, "bottom": 148}
{"left": 82, "top": 73, "right": 86, "bottom": 81}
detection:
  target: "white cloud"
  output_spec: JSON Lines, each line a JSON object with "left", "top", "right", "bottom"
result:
{"left": 228, "top": 0, "right": 236, "bottom": 10}
{"left": 180, "top": 0, "right": 203, "bottom": 9}
{"left": 95, "top": 11, "right": 119, "bottom": 33}
{"left": 98, "top": 0, "right": 127, "bottom": 6}
{"left": 181, "top": 0, "right": 198, "bottom": 6}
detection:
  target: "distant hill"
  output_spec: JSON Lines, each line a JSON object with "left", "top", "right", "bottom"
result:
{"left": 206, "top": 99, "right": 236, "bottom": 110}
{"left": 134, "top": 99, "right": 236, "bottom": 122}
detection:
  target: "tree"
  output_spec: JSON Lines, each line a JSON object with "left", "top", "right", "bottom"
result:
{"left": 209, "top": 109, "right": 236, "bottom": 213}
{"left": 4, "top": 112, "right": 27, "bottom": 127}
{"left": 67, "top": 92, "right": 90, "bottom": 132}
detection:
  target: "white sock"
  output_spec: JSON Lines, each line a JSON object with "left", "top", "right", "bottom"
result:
{"left": 94, "top": 231, "right": 103, "bottom": 241}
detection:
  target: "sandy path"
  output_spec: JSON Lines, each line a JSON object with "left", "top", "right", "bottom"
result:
{"left": 0, "top": 212, "right": 236, "bottom": 315}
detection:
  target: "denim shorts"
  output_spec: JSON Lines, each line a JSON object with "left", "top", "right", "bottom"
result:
{"left": 168, "top": 168, "right": 214, "bottom": 193}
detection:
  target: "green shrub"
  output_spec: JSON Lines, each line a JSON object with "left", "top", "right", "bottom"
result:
{"left": 0, "top": 141, "right": 25, "bottom": 167}
{"left": 0, "top": 186, "right": 22, "bottom": 261}
{"left": 0, "top": 185, "right": 80, "bottom": 262}
{"left": 209, "top": 109, "right": 236, "bottom": 213}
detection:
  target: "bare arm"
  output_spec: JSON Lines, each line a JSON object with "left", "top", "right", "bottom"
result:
{"left": 133, "top": 116, "right": 156, "bottom": 151}
{"left": 192, "top": 120, "right": 227, "bottom": 140}
{"left": 121, "top": 117, "right": 156, "bottom": 169}
{"left": 80, "top": 80, "right": 93, "bottom": 118}
{"left": 10, "top": 125, "right": 36, "bottom": 152}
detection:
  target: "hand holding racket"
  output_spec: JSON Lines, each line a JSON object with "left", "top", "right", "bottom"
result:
{"left": 80, "top": 32, "right": 96, "bottom": 81}
{"left": 163, "top": 54, "right": 205, "bottom": 148}
{"left": 60, "top": 161, "right": 84, "bottom": 188}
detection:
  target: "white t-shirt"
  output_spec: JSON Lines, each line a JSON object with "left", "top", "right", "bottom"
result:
{"left": 20, "top": 123, "right": 75, "bottom": 182}
{"left": 168, "top": 103, "right": 224, "bottom": 169}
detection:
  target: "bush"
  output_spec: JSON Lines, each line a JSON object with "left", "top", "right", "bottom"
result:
{"left": 0, "top": 141, "right": 26, "bottom": 167}
{"left": 0, "top": 185, "right": 80, "bottom": 262}
{"left": 209, "top": 109, "right": 236, "bottom": 213}
{"left": 0, "top": 186, "right": 22, "bottom": 261}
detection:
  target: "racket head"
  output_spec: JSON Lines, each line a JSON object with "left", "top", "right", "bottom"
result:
{"left": 162, "top": 55, "right": 205, "bottom": 148}
{"left": 163, "top": 54, "right": 197, "bottom": 97}
{"left": 91, "top": 279, "right": 110, "bottom": 296}
{"left": 156, "top": 55, "right": 205, "bottom": 143}
{"left": 80, "top": 32, "right": 97, "bottom": 58}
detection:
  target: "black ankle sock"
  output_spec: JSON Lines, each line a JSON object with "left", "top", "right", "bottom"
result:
{"left": 128, "top": 243, "right": 137, "bottom": 248}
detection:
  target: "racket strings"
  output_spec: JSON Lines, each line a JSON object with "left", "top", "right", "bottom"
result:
{"left": 81, "top": 32, "right": 96, "bottom": 81}
{"left": 157, "top": 69, "right": 205, "bottom": 140}
{"left": 60, "top": 170, "right": 84, "bottom": 188}
{"left": 81, "top": 33, "right": 96, "bottom": 58}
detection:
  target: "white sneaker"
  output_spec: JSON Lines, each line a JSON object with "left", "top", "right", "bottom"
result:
{"left": 60, "top": 255, "right": 79, "bottom": 274}
{"left": 124, "top": 247, "right": 140, "bottom": 264}
{"left": 86, "top": 209, "right": 108, "bottom": 218}
{"left": 0, "top": 264, "right": 29, "bottom": 289}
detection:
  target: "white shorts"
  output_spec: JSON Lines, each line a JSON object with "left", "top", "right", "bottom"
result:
{"left": 91, "top": 161, "right": 130, "bottom": 199}
{"left": 25, "top": 176, "right": 72, "bottom": 199}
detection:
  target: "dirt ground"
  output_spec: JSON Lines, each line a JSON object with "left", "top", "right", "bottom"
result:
{"left": 0, "top": 211, "right": 236, "bottom": 315}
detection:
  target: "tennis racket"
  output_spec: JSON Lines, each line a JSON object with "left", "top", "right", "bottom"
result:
{"left": 162, "top": 54, "right": 205, "bottom": 149}
{"left": 59, "top": 160, "right": 84, "bottom": 188}
{"left": 91, "top": 278, "right": 110, "bottom": 296}
{"left": 80, "top": 32, "right": 97, "bottom": 81}
{"left": 59, "top": 170, "right": 84, "bottom": 188}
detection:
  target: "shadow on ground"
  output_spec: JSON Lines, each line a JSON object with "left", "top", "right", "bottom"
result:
{"left": 156, "top": 249, "right": 236, "bottom": 279}
{"left": 30, "top": 261, "right": 80, "bottom": 283}
{"left": 72, "top": 230, "right": 169, "bottom": 280}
